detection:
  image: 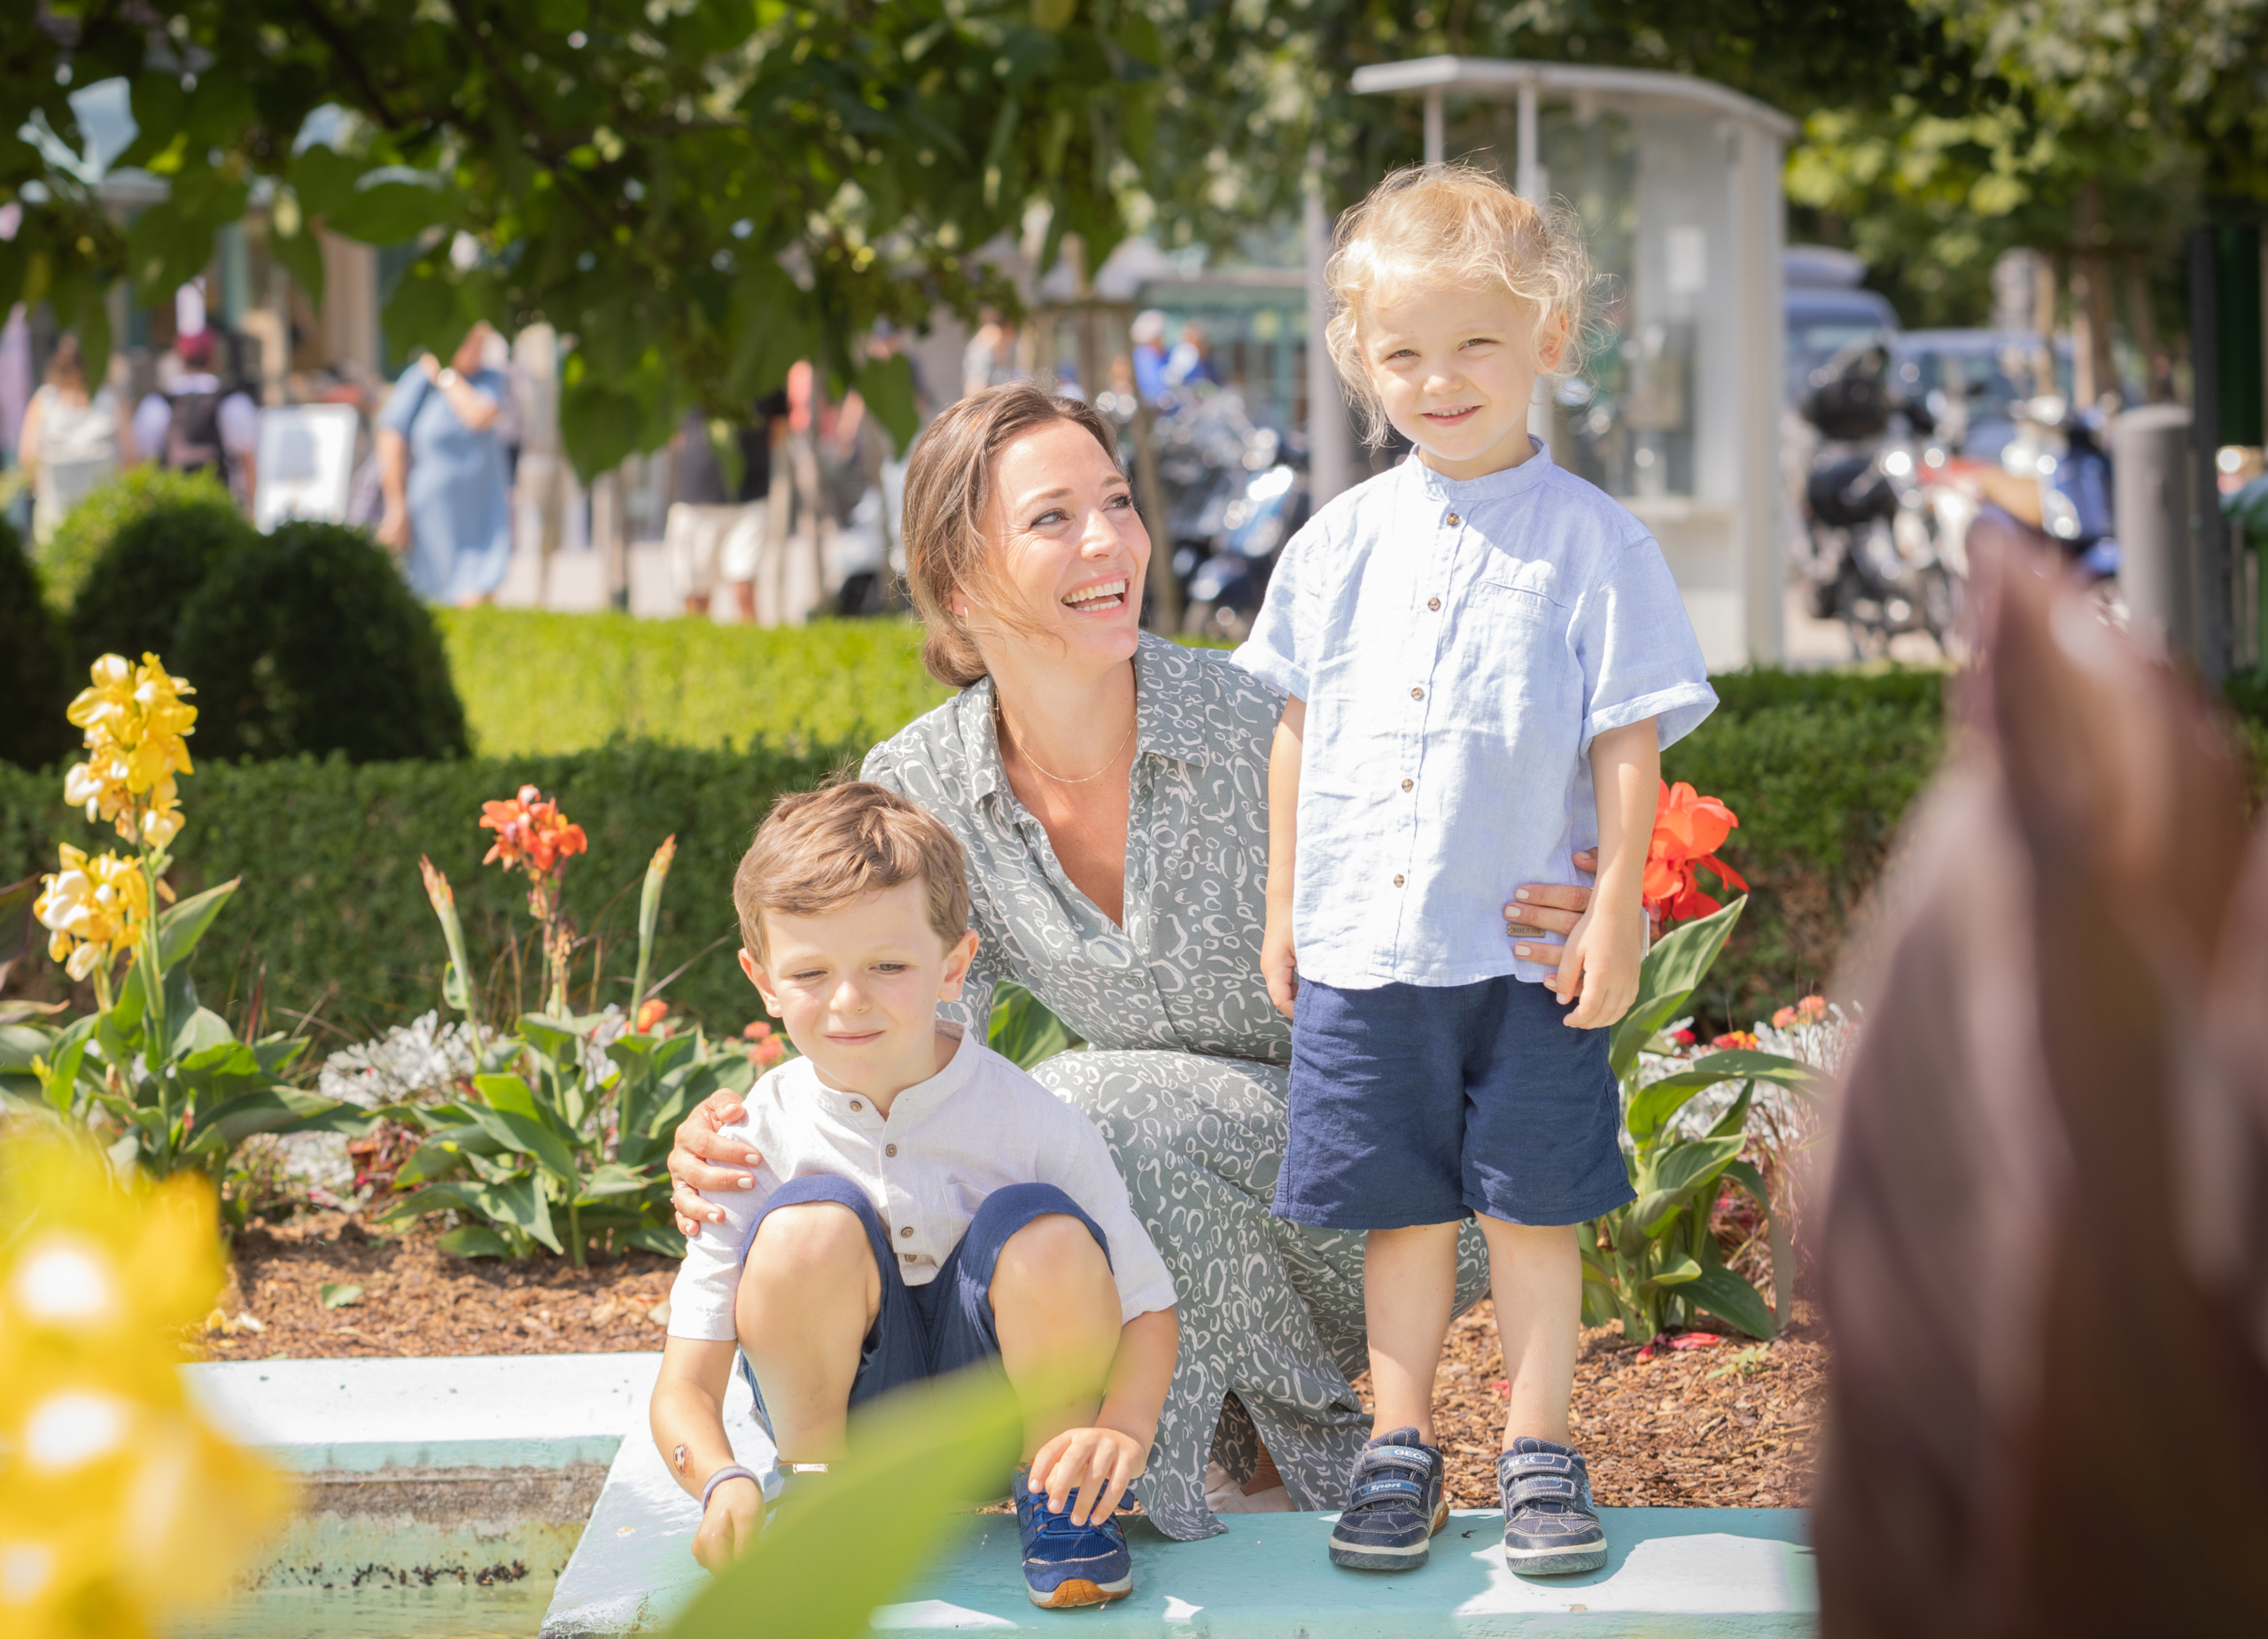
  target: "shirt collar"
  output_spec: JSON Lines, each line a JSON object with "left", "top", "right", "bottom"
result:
{"left": 869, "top": 1022, "right": 979, "bottom": 1120}
{"left": 954, "top": 631, "right": 1212, "bottom": 820}
{"left": 1402, "top": 436, "right": 1556, "bottom": 504}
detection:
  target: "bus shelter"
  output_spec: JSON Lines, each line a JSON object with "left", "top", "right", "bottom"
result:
{"left": 1340, "top": 57, "right": 1794, "bottom": 667}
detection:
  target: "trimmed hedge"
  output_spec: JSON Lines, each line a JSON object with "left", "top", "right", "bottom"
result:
{"left": 0, "top": 740, "right": 847, "bottom": 1041}
{"left": 67, "top": 476, "right": 253, "bottom": 670}
{"left": 1, "top": 525, "right": 75, "bottom": 771}
{"left": 435, "top": 607, "right": 952, "bottom": 756}
{"left": 36, "top": 466, "right": 238, "bottom": 614}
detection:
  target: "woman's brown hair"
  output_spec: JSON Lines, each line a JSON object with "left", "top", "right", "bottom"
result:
{"left": 898, "top": 380, "right": 1122, "bottom": 687}
{"left": 43, "top": 335, "right": 86, "bottom": 395}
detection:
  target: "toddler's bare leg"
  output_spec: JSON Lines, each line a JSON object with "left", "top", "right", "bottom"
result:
{"left": 1475, "top": 1216, "right": 1581, "bottom": 1448}
{"left": 1363, "top": 1221, "right": 1462, "bottom": 1441}
{"left": 734, "top": 1202, "right": 882, "bottom": 1461}
{"left": 990, "top": 1214, "right": 1120, "bottom": 1457}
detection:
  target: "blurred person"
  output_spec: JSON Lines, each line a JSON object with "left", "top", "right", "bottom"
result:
{"left": 375, "top": 322, "right": 517, "bottom": 606}
{"left": 666, "top": 393, "right": 786, "bottom": 621}
{"left": 18, "top": 334, "right": 136, "bottom": 545}
{"left": 1130, "top": 310, "right": 1170, "bottom": 405}
{"left": 133, "top": 327, "right": 259, "bottom": 509}
{"left": 962, "top": 307, "right": 1023, "bottom": 397}
{"left": 1163, "top": 321, "right": 1215, "bottom": 390}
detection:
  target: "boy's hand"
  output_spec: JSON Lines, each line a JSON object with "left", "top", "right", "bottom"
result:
{"left": 1261, "top": 910, "right": 1299, "bottom": 1019}
{"left": 1550, "top": 891, "right": 1646, "bottom": 1030}
{"left": 1027, "top": 1425, "right": 1149, "bottom": 1527}
{"left": 692, "top": 1474, "right": 764, "bottom": 1573}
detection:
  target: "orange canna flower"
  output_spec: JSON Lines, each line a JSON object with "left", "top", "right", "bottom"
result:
{"left": 478, "top": 786, "right": 588, "bottom": 882}
{"left": 634, "top": 998, "right": 671, "bottom": 1034}
{"left": 1712, "top": 1029, "right": 1760, "bottom": 1051}
{"left": 1641, "top": 781, "right": 1749, "bottom": 922}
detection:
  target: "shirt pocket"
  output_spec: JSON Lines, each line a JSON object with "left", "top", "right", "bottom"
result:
{"left": 1456, "top": 577, "right": 1578, "bottom": 744}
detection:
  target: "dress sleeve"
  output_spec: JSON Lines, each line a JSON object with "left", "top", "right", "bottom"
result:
{"left": 1229, "top": 517, "right": 1316, "bottom": 701}
{"left": 1570, "top": 535, "right": 1719, "bottom": 755}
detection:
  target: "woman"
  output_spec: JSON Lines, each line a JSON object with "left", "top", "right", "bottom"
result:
{"left": 376, "top": 323, "right": 515, "bottom": 605}
{"left": 17, "top": 336, "right": 134, "bottom": 545}
{"left": 668, "top": 384, "right": 1601, "bottom": 1539}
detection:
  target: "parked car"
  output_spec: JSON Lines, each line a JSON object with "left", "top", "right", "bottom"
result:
{"left": 1784, "top": 245, "right": 1900, "bottom": 403}
{"left": 1889, "top": 329, "right": 2070, "bottom": 462}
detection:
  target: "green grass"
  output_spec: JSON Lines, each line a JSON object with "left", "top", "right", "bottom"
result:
{"left": 436, "top": 608, "right": 953, "bottom": 756}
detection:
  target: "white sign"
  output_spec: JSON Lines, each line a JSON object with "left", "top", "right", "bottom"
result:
{"left": 253, "top": 403, "right": 360, "bottom": 531}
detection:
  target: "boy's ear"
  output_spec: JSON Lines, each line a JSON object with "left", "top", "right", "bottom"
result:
{"left": 739, "top": 947, "right": 782, "bottom": 1014}
{"left": 1534, "top": 308, "right": 1571, "bottom": 375}
{"left": 936, "top": 930, "right": 980, "bottom": 1002}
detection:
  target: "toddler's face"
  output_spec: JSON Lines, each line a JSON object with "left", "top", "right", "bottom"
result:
{"left": 741, "top": 880, "right": 978, "bottom": 1099}
{"left": 1359, "top": 284, "right": 1565, "bottom": 481}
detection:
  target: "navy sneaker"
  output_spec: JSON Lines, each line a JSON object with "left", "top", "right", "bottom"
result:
{"left": 1497, "top": 1438, "right": 1607, "bottom": 1575}
{"left": 1327, "top": 1427, "right": 1449, "bottom": 1571}
{"left": 1012, "top": 1468, "right": 1134, "bottom": 1608}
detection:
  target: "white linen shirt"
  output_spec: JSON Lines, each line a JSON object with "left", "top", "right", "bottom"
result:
{"left": 666, "top": 1026, "right": 1177, "bottom": 1342}
{"left": 1232, "top": 441, "right": 1716, "bottom": 990}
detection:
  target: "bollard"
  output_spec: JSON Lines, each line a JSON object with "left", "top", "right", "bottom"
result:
{"left": 2113, "top": 404, "right": 2198, "bottom": 662}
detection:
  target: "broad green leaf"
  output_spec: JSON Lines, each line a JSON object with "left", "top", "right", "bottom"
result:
{"left": 1682, "top": 1262, "right": 1779, "bottom": 1340}
{"left": 854, "top": 353, "right": 919, "bottom": 454}
{"left": 988, "top": 981, "right": 1076, "bottom": 1071}
{"left": 188, "top": 1087, "right": 368, "bottom": 1151}
{"left": 325, "top": 173, "right": 454, "bottom": 244}
{"left": 1627, "top": 1050, "right": 1812, "bottom": 1141}
{"left": 1721, "top": 1158, "right": 1772, "bottom": 1208}
{"left": 1706, "top": 1083, "right": 1758, "bottom": 1141}
{"left": 670, "top": 1366, "right": 1023, "bottom": 1639}
{"left": 1640, "top": 1253, "right": 1702, "bottom": 1291}
{"left": 622, "top": 1223, "right": 686, "bottom": 1258}
{"left": 155, "top": 878, "right": 239, "bottom": 973}
{"left": 1610, "top": 897, "right": 1746, "bottom": 1078}
{"left": 478, "top": 1174, "right": 562, "bottom": 1254}
{"left": 437, "top": 1224, "right": 513, "bottom": 1259}
{"left": 318, "top": 1282, "right": 363, "bottom": 1309}
{"left": 575, "top": 1162, "right": 649, "bottom": 1202}
{"left": 1652, "top": 1134, "right": 1747, "bottom": 1195}
{"left": 494, "top": 1107, "right": 582, "bottom": 1184}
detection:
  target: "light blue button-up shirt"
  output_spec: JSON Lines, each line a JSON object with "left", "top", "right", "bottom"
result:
{"left": 1232, "top": 442, "right": 1716, "bottom": 990}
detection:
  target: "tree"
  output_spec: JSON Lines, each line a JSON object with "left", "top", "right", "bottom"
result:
{"left": 2, "top": 1, "right": 1163, "bottom": 472}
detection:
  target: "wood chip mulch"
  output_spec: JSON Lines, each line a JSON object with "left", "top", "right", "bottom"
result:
{"left": 1384, "top": 1297, "right": 1828, "bottom": 1511}
{"left": 206, "top": 1216, "right": 1827, "bottom": 1514}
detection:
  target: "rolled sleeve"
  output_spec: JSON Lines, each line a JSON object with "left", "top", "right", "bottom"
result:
{"left": 1573, "top": 536, "right": 1718, "bottom": 755}
{"left": 1043, "top": 1107, "right": 1178, "bottom": 1323}
{"left": 1229, "top": 524, "right": 1314, "bottom": 701}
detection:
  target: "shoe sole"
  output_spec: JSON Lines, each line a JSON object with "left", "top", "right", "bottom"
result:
{"left": 1027, "top": 1574, "right": 1133, "bottom": 1609}
{"left": 1328, "top": 1499, "right": 1450, "bottom": 1572}
{"left": 1503, "top": 1542, "right": 1608, "bottom": 1577}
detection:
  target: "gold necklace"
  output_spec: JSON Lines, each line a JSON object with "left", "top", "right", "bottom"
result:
{"left": 995, "top": 695, "right": 1138, "bottom": 784}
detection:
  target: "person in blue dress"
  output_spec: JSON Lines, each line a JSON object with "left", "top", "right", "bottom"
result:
{"left": 376, "top": 323, "right": 516, "bottom": 604}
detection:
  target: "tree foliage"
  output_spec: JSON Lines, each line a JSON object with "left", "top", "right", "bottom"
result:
{"left": 4, "top": 0, "right": 1162, "bottom": 473}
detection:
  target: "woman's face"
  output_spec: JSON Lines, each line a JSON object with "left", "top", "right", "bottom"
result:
{"left": 964, "top": 419, "right": 1149, "bottom": 677}
{"left": 452, "top": 324, "right": 492, "bottom": 377}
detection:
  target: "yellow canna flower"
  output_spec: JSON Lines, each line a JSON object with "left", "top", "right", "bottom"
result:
{"left": 0, "top": 1132, "right": 291, "bottom": 1639}
{"left": 59, "top": 656, "right": 197, "bottom": 850}
{"left": 34, "top": 846, "right": 151, "bottom": 983}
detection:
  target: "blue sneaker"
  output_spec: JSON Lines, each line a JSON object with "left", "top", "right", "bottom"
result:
{"left": 1327, "top": 1427, "right": 1448, "bottom": 1571}
{"left": 1012, "top": 1468, "right": 1134, "bottom": 1608}
{"left": 1497, "top": 1438, "right": 1607, "bottom": 1575}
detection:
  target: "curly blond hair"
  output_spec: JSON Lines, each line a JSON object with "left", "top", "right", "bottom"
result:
{"left": 1325, "top": 164, "right": 1594, "bottom": 447}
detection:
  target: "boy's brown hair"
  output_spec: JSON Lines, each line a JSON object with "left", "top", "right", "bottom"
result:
{"left": 734, "top": 782, "right": 970, "bottom": 967}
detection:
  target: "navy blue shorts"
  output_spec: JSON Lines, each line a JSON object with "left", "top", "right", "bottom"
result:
{"left": 734, "top": 1175, "right": 1110, "bottom": 1418}
{"left": 1274, "top": 975, "right": 1635, "bottom": 1231}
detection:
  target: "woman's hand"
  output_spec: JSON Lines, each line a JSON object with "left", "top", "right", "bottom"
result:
{"left": 670, "top": 1090, "right": 763, "bottom": 1235}
{"left": 417, "top": 352, "right": 442, "bottom": 385}
{"left": 692, "top": 1475, "right": 763, "bottom": 1573}
{"left": 1261, "top": 907, "right": 1298, "bottom": 1020}
{"left": 1505, "top": 847, "right": 1598, "bottom": 974}
{"left": 377, "top": 505, "right": 409, "bottom": 552}
{"left": 1027, "top": 1425, "right": 1148, "bottom": 1527}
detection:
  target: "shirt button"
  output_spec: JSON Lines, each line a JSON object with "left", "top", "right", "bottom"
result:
{"left": 902, "top": 1251, "right": 915, "bottom": 1261}
{"left": 849, "top": 1099, "right": 862, "bottom": 1112}
{"left": 1393, "top": 874, "right": 1405, "bottom": 887}
{"left": 1428, "top": 597, "right": 1441, "bottom": 611}
{"left": 1401, "top": 778, "right": 1413, "bottom": 791}
{"left": 899, "top": 1224, "right": 914, "bottom": 1239}
{"left": 885, "top": 1143, "right": 897, "bottom": 1157}
{"left": 1445, "top": 511, "right": 1461, "bottom": 527}
{"left": 1410, "top": 686, "right": 1424, "bottom": 700}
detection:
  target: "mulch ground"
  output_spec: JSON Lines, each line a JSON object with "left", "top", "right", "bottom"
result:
{"left": 206, "top": 1215, "right": 1825, "bottom": 1511}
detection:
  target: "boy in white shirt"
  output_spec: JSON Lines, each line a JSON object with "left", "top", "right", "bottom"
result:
{"left": 649, "top": 782, "right": 1179, "bottom": 1608}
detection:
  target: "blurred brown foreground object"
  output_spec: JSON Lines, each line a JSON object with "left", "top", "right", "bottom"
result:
{"left": 1817, "top": 541, "right": 2268, "bottom": 1636}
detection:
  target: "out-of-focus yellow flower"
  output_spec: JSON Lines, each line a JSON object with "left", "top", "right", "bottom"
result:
{"left": 0, "top": 1132, "right": 292, "bottom": 1639}
{"left": 34, "top": 846, "right": 151, "bottom": 983}
{"left": 63, "top": 654, "right": 196, "bottom": 849}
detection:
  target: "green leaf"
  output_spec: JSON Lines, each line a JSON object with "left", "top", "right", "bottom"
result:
{"left": 318, "top": 1281, "right": 364, "bottom": 1309}
{"left": 190, "top": 1086, "right": 370, "bottom": 1150}
{"left": 1639, "top": 1253, "right": 1703, "bottom": 1291}
{"left": 622, "top": 1223, "right": 686, "bottom": 1258}
{"left": 1651, "top": 1134, "right": 1746, "bottom": 1196}
{"left": 670, "top": 1366, "right": 1023, "bottom": 1639}
{"left": 155, "top": 878, "right": 240, "bottom": 974}
{"left": 1611, "top": 897, "right": 1746, "bottom": 1078}
{"left": 987, "top": 981, "right": 1076, "bottom": 1071}
{"left": 1620, "top": 1191, "right": 1685, "bottom": 1248}
{"left": 324, "top": 174, "right": 454, "bottom": 245}
{"left": 1721, "top": 1158, "right": 1772, "bottom": 1208}
{"left": 1682, "top": 1262, "right": 1779, "bottom": 1340}
{"left": 1627, "top": 1049, "right": 1812, "bottom": 1142}
{"left": 437, "top": 1224, "right": 513, "bottom": 1259}
{"left": 854, "top": 353, "right": 919, "bottom": 454}
{"left": 269, "top": 213, "right": 325, "bottom": 307}
{"left": 478, "top": 1173, "right": 562, "bottom": 1254}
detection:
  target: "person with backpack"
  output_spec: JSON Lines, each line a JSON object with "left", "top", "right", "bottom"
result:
{"left": 131, "top": 328, "right": 260, "bottom": 510}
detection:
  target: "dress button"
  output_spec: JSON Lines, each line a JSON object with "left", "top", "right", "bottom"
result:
{"left": 885, "top": 1143, "right": 897, "bottom": 1158}
{"left": 1394, "top": 874, "right": 1406, "bottom": 887}
{"left": 1410, "top": 686, "right": 1424, "bottom": 700}
{"left": 1402, "top": 778, "right": 1413, "bottom": 791}
{"left": 899, "top": 1224, "right": 914, "bottom": 1239}
{"left": 1427, "top": 597, "right": 1441, "bottom": 611}
{"left": 1445, "top": 511, "right": 1461, "bottom": 527}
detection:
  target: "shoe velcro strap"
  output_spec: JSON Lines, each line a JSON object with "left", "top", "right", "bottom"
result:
{"left": 1501, "top": 1450, "right": 1575, "bottom": 1478}
{"left": 1350, "top": 1471, "right": 1427, "bottom": 1505}
{"left": 1506, "top": 1473, "right": 1581, "bottom": 1508}
{"left": 1359, "top": 1446, "right": 1438, "bottom": 1476}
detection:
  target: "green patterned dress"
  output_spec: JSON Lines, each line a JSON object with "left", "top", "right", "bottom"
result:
{"left": 862, "top": 633, "right": 1490, "bottom": 1541}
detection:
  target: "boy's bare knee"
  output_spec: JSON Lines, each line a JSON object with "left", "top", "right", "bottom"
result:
{"left": 993, "top": 1212, "right": 1108, "bottom": 1292}
{"left": 743, "top": 1201, "right": 869, "bottom": 1280}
